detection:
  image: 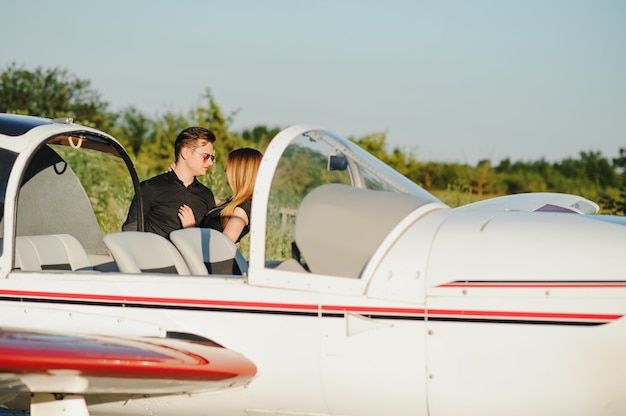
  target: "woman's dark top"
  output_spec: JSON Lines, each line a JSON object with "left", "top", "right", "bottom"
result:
{"left": 200, "top": 198, "right": 252, "bottom": 243}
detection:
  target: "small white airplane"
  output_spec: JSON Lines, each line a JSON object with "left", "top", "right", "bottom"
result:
{"left": 0, "top": 112, "right": 625, "bottom": 416}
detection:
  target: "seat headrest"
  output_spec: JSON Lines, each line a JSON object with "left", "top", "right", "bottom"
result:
{"left": 103, "top": 231, "right": 190, "bottom": 274}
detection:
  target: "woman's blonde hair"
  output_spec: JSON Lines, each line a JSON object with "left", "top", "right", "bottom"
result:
{"left": 220, "top": 148, "right": 263, "bottom": 227}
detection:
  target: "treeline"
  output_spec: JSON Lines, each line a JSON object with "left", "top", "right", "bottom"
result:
{"left": 2, "top": 63, "right": 625, "bottom": 213}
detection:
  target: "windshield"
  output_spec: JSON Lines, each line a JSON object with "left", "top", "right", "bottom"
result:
{"left": 262, "top": 128, "right": 441, "bottom": 265}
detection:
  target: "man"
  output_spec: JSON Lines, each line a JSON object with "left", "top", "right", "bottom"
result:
{"left": 122, "top": 126, "right": 216, "bottom": 239}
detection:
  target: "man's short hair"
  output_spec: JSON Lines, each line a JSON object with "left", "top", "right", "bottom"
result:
{"left": 174, "top": 127, "right": 216, "bottom": 160}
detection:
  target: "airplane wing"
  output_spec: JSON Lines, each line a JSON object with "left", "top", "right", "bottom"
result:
{"left": 0, "top": 328, "right": 257, "bottom": 415}
{"left": 457, "top": 192, "right": 599, "bottom": 214}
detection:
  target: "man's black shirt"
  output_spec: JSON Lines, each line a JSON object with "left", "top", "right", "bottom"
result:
{"left": 123, "top": 171, "right": 215, "bottom": 239}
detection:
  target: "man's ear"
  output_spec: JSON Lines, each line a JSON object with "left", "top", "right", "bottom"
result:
{"left": 180, "top": 146, "right": 189, "bottom": 160}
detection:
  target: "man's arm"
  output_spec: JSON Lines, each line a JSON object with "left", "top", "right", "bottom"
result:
{"left": 122, "top": 195, "right": 139, "bottom": 231}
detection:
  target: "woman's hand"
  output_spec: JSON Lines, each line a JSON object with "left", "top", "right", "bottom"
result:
{"left": 178, "top": 204, "right": 196, "bottom": 228}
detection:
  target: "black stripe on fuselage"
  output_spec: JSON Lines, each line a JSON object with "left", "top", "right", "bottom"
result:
{"left": 0, "top": 295, "right": 609, "bottom": 326}
{"left": 428, "top": 317, "right": 603, "bottom": 326}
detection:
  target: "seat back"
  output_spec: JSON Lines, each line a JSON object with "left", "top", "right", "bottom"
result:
{"left": 103, "top": 231, "right": 190, "bottom": 274}
{"left": 295, "top": 184, "right": 423, "bottom": 278}
{"left": 17, "top": 146, "right": 107, "bottom": 254}
{"left": 15, "top": 234, "right": 93, "bottom": 271}
{"left": 170, "top": 228, "right": 248, "bottom": 276}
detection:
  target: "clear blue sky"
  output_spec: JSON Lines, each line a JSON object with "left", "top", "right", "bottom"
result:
{"left": 2, "top": 0, "right": 625, "bottom": 165}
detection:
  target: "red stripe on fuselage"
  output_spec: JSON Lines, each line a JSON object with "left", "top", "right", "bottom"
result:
{"left": 0, "top": 288, "right": 318, "bottom": 311}
{"left": 0, "top": 289, "right": 621, "bottom": 324}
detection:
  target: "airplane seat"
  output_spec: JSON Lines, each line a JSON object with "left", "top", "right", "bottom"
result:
{"left": 294, "top": 184, "right": 423, "bottom": 278}
{"left": 15, "top": 234, "right": 94, "bottom": 271}
{"left": 170, "top": 228, "right": 248, "bottom": 276}
{"left": 103, "top": 231, "right": 190, "bottom": 275}
{"left": 274, "top": 257, "right": 308, "bottom": 272}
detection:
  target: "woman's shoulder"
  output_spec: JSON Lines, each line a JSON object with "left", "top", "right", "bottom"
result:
{"left": 238, "top": 198, "right": 252, "bottom": 208}
{"left": 237, "top": 198, "right": 252, "bottom": 214}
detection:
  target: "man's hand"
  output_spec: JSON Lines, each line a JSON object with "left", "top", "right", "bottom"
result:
{"left": 178, "top": 204, "right": 196, "bottom": 228}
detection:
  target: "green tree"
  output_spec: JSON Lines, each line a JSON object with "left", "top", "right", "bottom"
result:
{"left": 4, "top": 63, "right": 625, "bottom": 212}
{"left": 467, "top": 160, "right": 494, "bottom": 196}
{"left": 0, "top": 63, "right": 112, "bottom": 130}
{"left": 613, "top": 147, "right": 626, "bottom": 186}
{"left": 351, "top": 132, "right": 388, "bottom": 159}
{"left": 420, "top": 162, "right": 442, "bottom": 190}
{"left": 113, "top": 106, "right": 152, "bottom": 157}
{"left": 351, "top": 132, "right": 425, "bottom": 185}
{"left": 241, "top": 125, "right": 280, "bottom": 152}
{"left": 137, "top": 112, "right": 187, "bottom": 177}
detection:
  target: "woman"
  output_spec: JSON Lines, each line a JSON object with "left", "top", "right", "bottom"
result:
{"left": 197, "top": 147, "right": 262, "bottom": 244}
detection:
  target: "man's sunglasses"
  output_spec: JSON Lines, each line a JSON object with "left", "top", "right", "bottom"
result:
{"left": 194, "top": 148, "right": 215, "bottom": 162}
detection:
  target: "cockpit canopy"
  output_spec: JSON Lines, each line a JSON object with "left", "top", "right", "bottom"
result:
{"left": 250, "top": 126, "right": 442, "bottom": 275}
